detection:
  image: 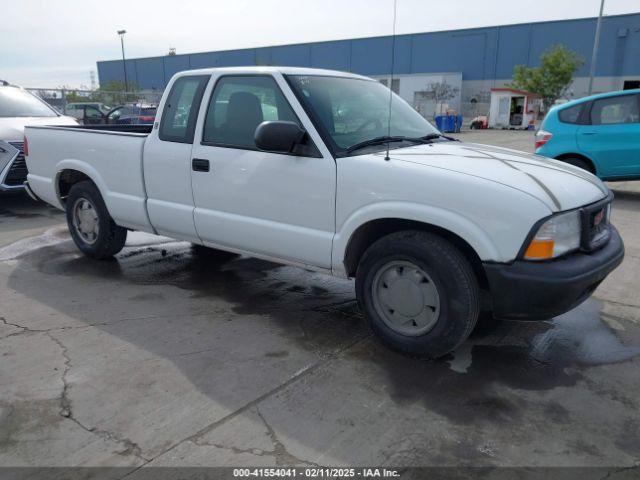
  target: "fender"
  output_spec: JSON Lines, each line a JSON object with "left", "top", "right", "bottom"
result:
{"left": 55, "top": 159, "right": 109, "bottom": 205}
{"left": 332, "top": 201, "right": 503, "bottom": 277}
{"left": 54, "top": 159, "right": 151, "bottom": 232}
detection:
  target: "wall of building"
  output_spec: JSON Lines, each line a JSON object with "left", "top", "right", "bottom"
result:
{"left": 373, "top": 73, "right": 463, "bottom": 117}
{"left": 97, "top": 13, "right": 640, "bottom": 93}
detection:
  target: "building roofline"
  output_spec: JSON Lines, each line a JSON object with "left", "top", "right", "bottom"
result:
{"left": 96, "top": 11, "right": 640, "bottom": 65}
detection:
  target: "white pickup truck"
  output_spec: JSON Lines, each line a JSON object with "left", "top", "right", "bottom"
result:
{"left": 24, "top": 67, "right": 624, "bottom": 357}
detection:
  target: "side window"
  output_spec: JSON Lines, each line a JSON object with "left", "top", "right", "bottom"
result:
{"left": 590, "top": 95, "right": 640, "bottom": 125}
{"left": 159, "top": 75, "right": 209, "bottom": 143}
{"left": 202, "top": 75, "right": 300, "bottom": 149}
{"left": 558, "top": 104, "right": 583, "bottom": 124}
{"left": 108, "top": 107, "right": 123, "bottom": 122}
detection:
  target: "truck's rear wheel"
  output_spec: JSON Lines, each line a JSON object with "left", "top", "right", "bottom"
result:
{"left": 66, "top": 181, "right": 127, "bottom": 259}
{"left": 355, "top": 231, "right": 480, "bottom": 358}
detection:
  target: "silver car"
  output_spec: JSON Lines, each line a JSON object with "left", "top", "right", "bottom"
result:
{"left": 0, "top": 81, "right": 77, "bottom": 192}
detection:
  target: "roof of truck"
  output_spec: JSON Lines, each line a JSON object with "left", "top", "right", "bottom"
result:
{"left": 177, "top": 66, "right": 372, "bottom": 81}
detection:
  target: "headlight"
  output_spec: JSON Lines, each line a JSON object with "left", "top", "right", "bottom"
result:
{"left": 524, "top": 210, "right": 581, "bottom": 260}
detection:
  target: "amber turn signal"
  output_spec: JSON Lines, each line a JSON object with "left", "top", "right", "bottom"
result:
{"left": 524, "top": 239, "right": 554, "bottom": 260}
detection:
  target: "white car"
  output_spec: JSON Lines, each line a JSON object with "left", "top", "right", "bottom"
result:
{"left": 0, "top": 81, "right": 77, "bottom": 191}
{"left": 24, "top": 67, "right": 624, "bottom": 357}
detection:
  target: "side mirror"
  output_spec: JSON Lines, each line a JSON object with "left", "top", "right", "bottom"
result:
{"left": 255, "top": 121, "right": 306, "bottom": 154}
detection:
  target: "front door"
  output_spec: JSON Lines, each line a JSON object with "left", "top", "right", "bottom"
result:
{"left": 144, "top": 74, "right": 210, "bottom": 241}
{"left": 578, "top": 93, "right": 640, "bottom": 177}
{"left": 190, "top": 74, "right": 336, "bottom": 269}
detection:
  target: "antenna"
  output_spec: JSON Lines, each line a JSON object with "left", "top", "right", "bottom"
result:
{"left": 385, "top": 0, "right": 398, "bottom": 161}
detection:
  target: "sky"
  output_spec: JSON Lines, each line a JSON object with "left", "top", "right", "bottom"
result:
{"left": 2, "top": 0, "right": 639, "bottom": 88}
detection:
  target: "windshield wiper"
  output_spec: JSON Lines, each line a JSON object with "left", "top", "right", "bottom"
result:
{"left": 421, "top": 133, "right": 459, "bottom": 142}
{"left": 345, "top": 136, "right": 428, "bottom": 154}
{"left": 346, "top": 133, "right": 458, "bottom": 154}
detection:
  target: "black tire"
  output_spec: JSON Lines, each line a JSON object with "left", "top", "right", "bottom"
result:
{"left": 557, "top": 157, "right": 593, "bottom": 173}
{"left": 355, "top": 231, "right": 480, "bottom": 358}
{"left": 66, "top": 181, "right": 127, "bottom": 259}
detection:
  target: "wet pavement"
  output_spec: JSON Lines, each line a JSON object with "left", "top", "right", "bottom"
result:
{"left": 1, "top": 132, "right": 640, "bottom": 473}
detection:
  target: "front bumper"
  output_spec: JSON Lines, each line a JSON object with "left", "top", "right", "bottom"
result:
{"left": 484, "top": 226, "right": 624, "bottom": 320}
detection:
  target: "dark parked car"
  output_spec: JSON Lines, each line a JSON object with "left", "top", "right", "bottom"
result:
{"left": 65, "top": 104, "right": 157, "bottom": 126}
{"left": 107, "top": 105, "right": 157, "bottom": 125}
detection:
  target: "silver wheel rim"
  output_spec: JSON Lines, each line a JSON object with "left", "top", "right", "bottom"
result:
{"left": 72, "top": 198, "right": 99, "bottom": 245}
{"left": 371, "top": 260, "right": 441, "bottom": 336}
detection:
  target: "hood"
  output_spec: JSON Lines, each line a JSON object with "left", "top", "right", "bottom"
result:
{"left": 380, "top": 141, "right": 608, "bottom": 212}
{"left": 0, "top": 116, "right": 77, "bottom": 142}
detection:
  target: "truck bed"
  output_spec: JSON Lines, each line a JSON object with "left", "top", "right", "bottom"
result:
{"left": 25, "top": 124, "right": 153, "bottom": 232}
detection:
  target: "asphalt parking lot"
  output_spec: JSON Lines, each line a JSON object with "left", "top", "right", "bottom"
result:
{"left": 1, "top": 130, "right": 639, "bottom": 474}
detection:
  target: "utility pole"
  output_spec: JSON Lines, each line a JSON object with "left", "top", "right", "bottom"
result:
{"left": 117, "top": 30, "right": 128, "bottom": 92}
{"left": 588, "top": 0, "right": 605, "bottom": 95}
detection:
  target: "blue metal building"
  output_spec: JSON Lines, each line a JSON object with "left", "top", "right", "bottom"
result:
{"left": 97, "top": 13, "right": 640, "bottom": 91}
{"left": 97, "top": 13, "right": 640, "bottom": 119}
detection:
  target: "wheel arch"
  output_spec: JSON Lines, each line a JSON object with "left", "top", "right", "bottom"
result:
{"left": 340, "top": 217, "right": 490, "bottom": 289}
{"left": 55, "top": 161, "right": 108, "bottom": 206}
{"left": 554, "top": 152, "right": 597, "bottom": 174}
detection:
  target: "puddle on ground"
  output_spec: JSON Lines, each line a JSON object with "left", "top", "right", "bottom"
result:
{"left": 356, "top": 298, "right": 640, "bottom": 425}
{"left": 3, "top": 227, "right": 640, "bottom": 425}
{"left": 530, "top": 302, "right": 640, "bottom": 365}
{"left": 0, "top": 227, "right": 69, "bottom": 262}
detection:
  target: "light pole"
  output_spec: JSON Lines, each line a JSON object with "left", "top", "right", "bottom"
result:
{"left": 117, "top": 29, "right": 128, "bottom": 92}
{"left": 588, "top": 0, "right": 605, "bottom": 96}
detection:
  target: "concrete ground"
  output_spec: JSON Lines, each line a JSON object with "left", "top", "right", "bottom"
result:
{"left": 1, "top": 130, "right": 639, "bottom": 475}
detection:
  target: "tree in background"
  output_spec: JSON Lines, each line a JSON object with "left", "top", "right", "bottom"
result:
{"left": 510, "top": 45, "right": 584, "bottom": 110}
{"left": 99, "top": 80, "right": 140, "bottom": 104}
{"left": 427, "top": 81, "right": 459, "bottom": 116}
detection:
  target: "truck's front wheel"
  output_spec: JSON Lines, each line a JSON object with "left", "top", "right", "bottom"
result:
{"left": 66, "top": 181, "right": 127, "bottom": 259}
{"left": 355, "top": 231, "right": 480, "bottom": 358}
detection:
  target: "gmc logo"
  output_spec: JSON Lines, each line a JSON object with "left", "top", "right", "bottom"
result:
{"left": 594, "top": 209, "right": 605, "bottom": 227}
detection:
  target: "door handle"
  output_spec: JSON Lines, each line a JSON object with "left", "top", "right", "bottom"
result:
{"left": 192, "top": 158, "right": 210, "bottom": 172}
{"left": 581, "top": 132, "right": 598, "bottom": 135}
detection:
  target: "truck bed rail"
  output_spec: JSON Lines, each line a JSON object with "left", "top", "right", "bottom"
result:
{"left": 27, "top": 124, "right": 152, "bottom": 136}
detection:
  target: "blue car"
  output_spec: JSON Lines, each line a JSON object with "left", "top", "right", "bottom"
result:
{"left": 535, "top": 89, "right": 640, "bottom": 180}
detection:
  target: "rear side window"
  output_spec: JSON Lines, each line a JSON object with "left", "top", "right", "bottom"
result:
{"left": 202, "top": 75, "right": 300, "bottom": 149}
{"left": 558, "top": 104, "right": 583, "bottom": 124}
{"left": 159, "top": 75, "right": 209, "bottom": 143}
{"left": 590, "top": 94, "right": 640, "bottom": 125}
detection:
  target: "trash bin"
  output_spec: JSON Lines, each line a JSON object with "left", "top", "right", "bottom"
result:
{"left": 435, "top": 115, "right": 463, "bottom": 133}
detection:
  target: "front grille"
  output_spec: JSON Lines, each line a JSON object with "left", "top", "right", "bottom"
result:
{"left": 4, "top": 142, "right": 27, "bottom": 186}
{"left": 581, "top": 197, "right": 612, "bottom": 252}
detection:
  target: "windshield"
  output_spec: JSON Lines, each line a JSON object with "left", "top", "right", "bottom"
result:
{"left": 0, "top": 87, "right": 57, "bottom": 117}
{"left": 286, "top": 75, "right": 439, "bottom": 154}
